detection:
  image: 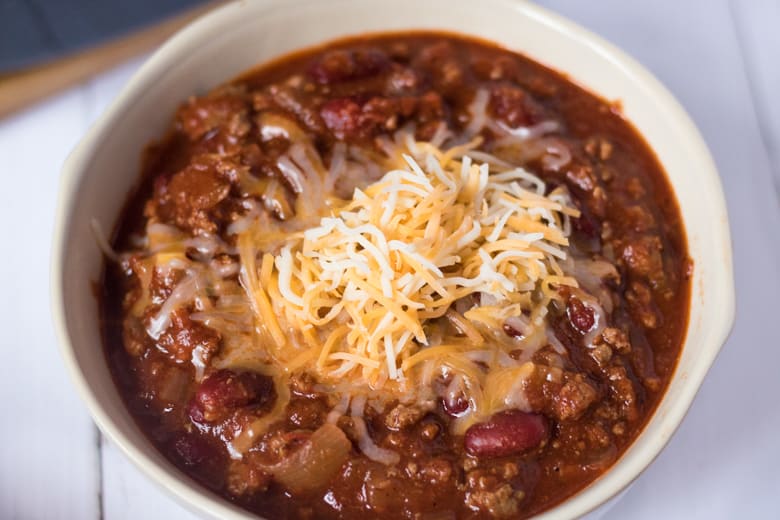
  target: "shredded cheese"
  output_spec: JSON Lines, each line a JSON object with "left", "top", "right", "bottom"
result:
{"left": 118, "top": 106, "right": 589, "bottom": 455}
{"left": 234, "top": 131, "right": 579, "bottom": 414}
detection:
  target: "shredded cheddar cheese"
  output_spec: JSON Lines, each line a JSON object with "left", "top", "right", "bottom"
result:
{"left": 106, "top": 89, "right": 613, "bottom": 461}
{"left": 120, "top": 110, "right": 587, "bottom": 452}
{"left": 235, "top": 132, "right": 580, "bottom": 406}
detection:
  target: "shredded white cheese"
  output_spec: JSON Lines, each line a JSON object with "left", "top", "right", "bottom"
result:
{"left": 122, "top": 106, "right": 589, "bottom": 451}
{"left": 236, "top": 131, "right": 580, "bottom": 402}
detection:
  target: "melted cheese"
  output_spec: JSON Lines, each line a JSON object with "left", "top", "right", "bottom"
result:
{"left": 235, "top": 131, "right": 579, "bottom": 411}
{"left": 120, "top": 107, "right": 586, "bottom": 455}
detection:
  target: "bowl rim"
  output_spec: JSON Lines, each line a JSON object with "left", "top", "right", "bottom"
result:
{"left": 51, "top": 0, "right": 735, "bottom": 518}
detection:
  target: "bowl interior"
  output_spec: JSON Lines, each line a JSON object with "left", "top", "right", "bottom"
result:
{"left": 53, "top": 0, "right": 733, "bottom": 518}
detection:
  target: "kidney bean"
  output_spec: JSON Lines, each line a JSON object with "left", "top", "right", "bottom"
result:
{"left": 172, "top": 432, "right": 220, "bottom": 467}
{"left": 464, "top": 410, "right": 548, "bottom": 458}
{"left": 321, "top": 96, "right": 404, "bottom": 139}
{"left": 442, "top": 394, "right": 469, "bottom": 417}
{"left": 502, "top": 322, "right": 523, "bottom": 339}
{"left": 567, "top": 296, "right": 595, "bottom": 334}
{"left": 320, "top": 98, "right": 364, "bottom": 139}
{"left": 307, "top": 48, "right": 389, "bottom": 84}
{"left": 188, "top": 369, "right": 274, "bottom": 424}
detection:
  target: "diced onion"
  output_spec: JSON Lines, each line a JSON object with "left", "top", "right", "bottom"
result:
{"left": 546, "top": 327, "right": 567, "bottom": 354}
{"left": 540, "top": 138, "right": 572, "bottom": 171}
{"left": 496, "top": 120, "right": 560, "bottom": 140}
{"left": 350, "top": 395, "right": 400, "bottom": 465}
{"left": 268, "top": 423, "right": 352, "bottom": 493}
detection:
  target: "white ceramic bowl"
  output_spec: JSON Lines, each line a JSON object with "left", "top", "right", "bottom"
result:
{"left": 52, "top": 0, "right": 735, "bottom": 518}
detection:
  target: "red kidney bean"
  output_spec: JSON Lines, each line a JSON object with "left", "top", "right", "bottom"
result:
{"left": 567, "top": 297, "right": 595, "bottom": 334}
{"left": 307, "top": 48, "right": 389, "bottom": 84}
{"left": 188, "top": 369, "right": 273, "bottom": 424}
{"left": 442, "top": 393, "right": 469, "bottom": 417}
{"left": 320, "top": 98, "right": 364, "bottom": 139}
{"left": 172, "top": 433, "right": 220, "bottom": 467}
{"left": 502, "top": 322, "right": 524, "bottom": 339}
{"left": 321, "top": 96, "right": 406, "bottom": 140}
{"left": 464, "top": 410, "right": 548, "bottom": 458}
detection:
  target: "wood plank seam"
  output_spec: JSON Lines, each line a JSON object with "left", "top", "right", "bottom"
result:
{"left": 96, "top": 427, "right": 104, "bottom": 520}
{"left": 728, "top": 0, "right": 780, "bottom": 206}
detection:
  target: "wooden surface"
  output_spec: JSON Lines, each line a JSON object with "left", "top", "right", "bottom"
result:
{"left": 0, "top": 1, "right": 778, "bottom": 518}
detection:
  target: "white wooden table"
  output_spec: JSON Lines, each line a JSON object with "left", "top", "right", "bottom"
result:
{"left": 1, "top": 1, "right": 778, "bottom": 518}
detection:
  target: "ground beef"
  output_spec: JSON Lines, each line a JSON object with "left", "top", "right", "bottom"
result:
{"left": 103, "top": 33, "right": 690, "bottom": 520}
